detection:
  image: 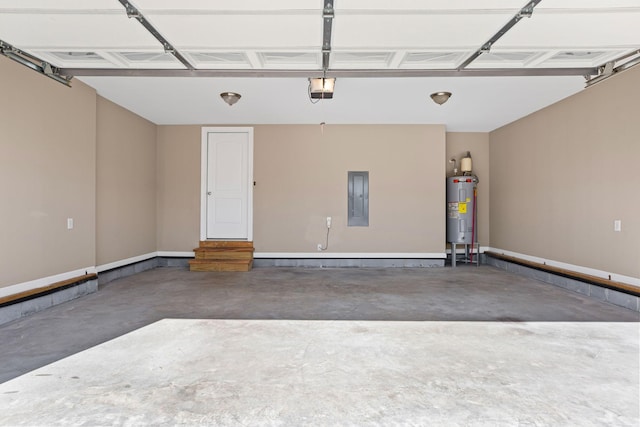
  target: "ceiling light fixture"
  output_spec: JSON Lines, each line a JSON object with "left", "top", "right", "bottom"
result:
{"left": 430, "top": 91, "right": 452, "bottom": 105}
{"left": 309, "top": 77, "right": 335, "bottom": 100}
{"left": 220, "top": 92, "right": 241, "bottom": 106}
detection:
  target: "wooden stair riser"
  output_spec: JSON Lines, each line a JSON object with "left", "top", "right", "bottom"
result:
{"left": 198, "top": 241, "right": 254, "bottom": 249}
{"left": 189, "top": 259, "right": 253, "bottom": 272}
{"left": 194, "top": 251, "right": 254, "bottom": 261}
{"left": 190, "top": 241, "right": 255, "bottom": 272}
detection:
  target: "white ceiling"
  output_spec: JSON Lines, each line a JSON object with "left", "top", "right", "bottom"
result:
{"left": 74, "top": 75, "right": 584, "bottom": 131}
{"left": 1, "top": 0, "right": 639, "bottom": 131}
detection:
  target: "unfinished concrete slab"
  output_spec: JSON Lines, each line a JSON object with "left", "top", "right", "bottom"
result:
{"left": 0, "top": 319, "right": 638, "bottom": 426}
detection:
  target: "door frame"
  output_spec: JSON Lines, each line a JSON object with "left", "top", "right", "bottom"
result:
{"left": 200, "top": 127, "right": 254, "bottom": 241}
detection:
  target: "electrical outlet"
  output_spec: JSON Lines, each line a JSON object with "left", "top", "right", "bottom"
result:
{"left": 326, "top": 216, "right": 332, "bottom": 228}
{"left": 614, "top": 220, "right": 621, "bottom": 232}
{"left": 317, "top": 243, "right": 323, "bottom": 251}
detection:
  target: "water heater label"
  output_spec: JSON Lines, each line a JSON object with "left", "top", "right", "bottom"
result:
{"left": 459, "top": 202, "right": 467, "bottom": 214}
{"left": 447, "top": 202, "right": 459, "bottom": 218}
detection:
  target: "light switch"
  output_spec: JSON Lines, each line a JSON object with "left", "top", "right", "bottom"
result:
{"left": 614, "top": 220, "right": 621, "bottom": 232}
{"left": 67, "top": 218, "right": 74, "bottom": 230}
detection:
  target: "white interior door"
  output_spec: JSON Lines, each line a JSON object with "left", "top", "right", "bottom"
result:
{"left": 201, "top": 128, "right": 253, "bottom": 240}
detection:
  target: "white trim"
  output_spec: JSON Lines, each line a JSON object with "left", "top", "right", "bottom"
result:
{"left": 487, "top": 247, "right": 640, "bottom": 287}
{"left": 200, "top": 127, "right": 254, "bottom": 242}
{"left": 247, "top": 128, "right": 254, "bottom": 242}
{"left": 200, "top": 128, "right": 208, "bottom": 241}
{"left": 0, "top": 266, "right": 97, "bottom": 299}
{"left": 446, "top": 246, "right": 489, "bottom": 254}
{"left": 157, "top": 251, "right": 195, "bottom": 258}
{"left": 254, "top": 252, "right": 446, "bottom": 259}
{"left": 96, "top": 252, "right": 157, "bottom": 273}
{"left": 160, "top": 251, "right": 447, "bottom": 260}
{"left": 0, "top": 250, "right": 445, "bottom": 301}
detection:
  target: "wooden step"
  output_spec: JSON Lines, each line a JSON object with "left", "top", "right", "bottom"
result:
{"left": 190, "top": 240, "right": 254, "bottom": 272}
{"left": 188, "top": 259, "right": 253, "bottom": 272}
{"left": 194, "top": 248, "right": 254, "bottom": 260}
{"left": 198, "top": 240, "right": 254, "bottom": 249}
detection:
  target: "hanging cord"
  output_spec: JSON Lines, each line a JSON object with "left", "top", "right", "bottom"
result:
{"left": 308, "top": 80, "right": 320, "bottom": 104}
{"left": 318, "top": 226, "right": 330, "bottom": 251}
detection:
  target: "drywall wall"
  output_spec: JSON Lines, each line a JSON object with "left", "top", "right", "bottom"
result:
{"left": 157, "top": 124, "right": 446, "bottom": 254}
{"left": 156, "top": 126, "right": 202, "bottom": 252}
{"left": 490, "top": 65, "right": 640, "bottom": 279}
{"left": 446, "top": 132, "right": 489, "bottom": 246}
{"left": 96, "top": 96, "right": 157, "bottom": 266}
{"left": 254, "top": 125, "right": 445, "bottom": 253}
{"left": 0, "top": 56, "right": 97, "bottom": 287}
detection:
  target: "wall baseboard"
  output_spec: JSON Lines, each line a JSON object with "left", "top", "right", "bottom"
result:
{"left": 96, "top": 252, "right": 158, "bottom": 273}
{"left": 486, "top": 247, "right": 640, "bottom": 288}
{"left": 485, "top": 249, "right": 639, "bottom": 312}
{"left": 97, "top": 258, "right": 159, "bottom": 286}
{"left": 254, "top": 258, "right": 444, "bottom": 268}
{"left": 157, "top": 251, "right": 195, "bottom": 258}
{"left": 445, "top": 246, "right": 489, "bottom": 254}
{"left": 0, "top": 267, "right": 97, "bottom": 299}
{"left": 254, "top": 252, "right": 447, "bottom": 259}
{"left": 0, "top": 277, "right": 97, "bottom": 326}
{"left": 2, "top": 250, "right": 449, "bottom": 301}
{"left": 2, "top": 248, "right": 637, "bottom": 323}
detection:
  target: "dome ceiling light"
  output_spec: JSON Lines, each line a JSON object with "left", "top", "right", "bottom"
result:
{"left": 430, "top": 91, "right": 452, "bottom": 105}
{"left": 220, "top": 92, "right": 241, "bottom": 106}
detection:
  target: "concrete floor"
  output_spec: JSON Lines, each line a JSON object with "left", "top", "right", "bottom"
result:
{"left": 0, "top": 265, "right": 638, "bottom": 424}
{"left": 1, "top": 319, "right": 638, "bottom": 426}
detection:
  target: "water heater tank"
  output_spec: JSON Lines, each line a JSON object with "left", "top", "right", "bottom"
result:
{"left": 447, "top": 176, "right": 478, "bottom": 244}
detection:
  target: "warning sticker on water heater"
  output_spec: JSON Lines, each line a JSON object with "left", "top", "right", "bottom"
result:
{"left": 459, "top": 202, "right": 467, "bottom": 214}
{"left": 447, "top": 202, "right": 459, "bottom": 218}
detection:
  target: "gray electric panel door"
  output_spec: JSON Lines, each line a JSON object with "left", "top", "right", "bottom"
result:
{"left": 348, "top": 171, "right": 369, "bottom": 226}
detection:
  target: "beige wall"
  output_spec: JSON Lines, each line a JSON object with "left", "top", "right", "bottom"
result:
{"left": 490, "top": 66, "right": 640, "bottom": 278}
{"left": 254, "top": 125, "right": 445, "bottom": 253}
{"left": 0, "top": 56, "right": 97, "bottom": 287}
{"left": 96, "top": 97, "right": 157, "bottom": 265}
{"left": 157, "top": 124, "right": 446, "bottom": 253}
{"left": 7, "top": 46, "right": 636, "bottom": 287}
{"left": 156, "top": 126, "right": 202, "bottom": 252}
{"left": 446, "top": 132, "right": 490, "bottom": 246}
